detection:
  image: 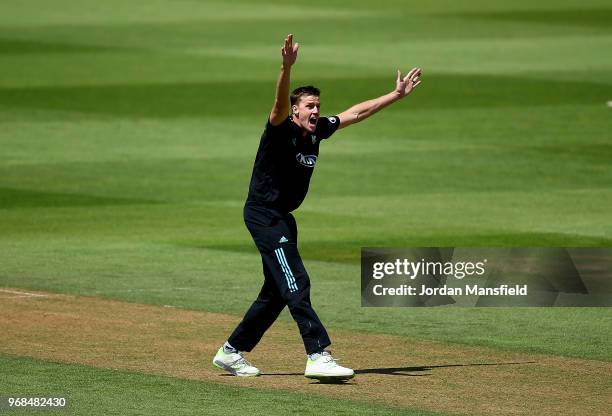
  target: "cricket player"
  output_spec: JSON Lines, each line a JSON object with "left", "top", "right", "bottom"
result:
{"left": 213, "top": 34, "right": 422, "bottom": 380}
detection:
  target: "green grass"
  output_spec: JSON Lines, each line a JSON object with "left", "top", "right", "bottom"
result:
{"left": 1, "top": 0, "right": 611, "bottom": 388}
{"left": 0, "top": 355, "right": 440, "bottom": 416}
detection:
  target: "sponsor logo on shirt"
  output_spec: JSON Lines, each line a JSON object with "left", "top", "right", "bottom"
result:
{"left": 329, "top": 116, "right": 337, "bottom": 124}
{"left": 296, "top": 152, "right": 317, "bottom": 167}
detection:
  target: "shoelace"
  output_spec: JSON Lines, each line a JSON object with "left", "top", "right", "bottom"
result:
{"left": 321, "top": 351, "right": 340, "bottom": 364}
{"left": 231, "top": 353, "right": 254, "bottom": 369}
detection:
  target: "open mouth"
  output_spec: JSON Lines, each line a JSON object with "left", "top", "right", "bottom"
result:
{"left": 308, "top": 116, "right": 318, "bottom": 128}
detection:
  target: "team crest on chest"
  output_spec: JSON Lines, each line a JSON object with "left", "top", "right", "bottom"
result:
{"left": 296, "top": 152, "right": 317, "bottom": 168}
{"left": 311, "top": 134, "right": 317, "bottom": 144}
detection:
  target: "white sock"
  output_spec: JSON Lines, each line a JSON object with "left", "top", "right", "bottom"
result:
{"left": 308, "top": 352, "right": 322, "bottom": 360}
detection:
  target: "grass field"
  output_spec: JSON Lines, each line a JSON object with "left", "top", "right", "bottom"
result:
{"left": 1, "top": 0, "right": 611, "bottom": 415}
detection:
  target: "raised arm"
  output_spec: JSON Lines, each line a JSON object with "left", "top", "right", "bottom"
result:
{"left": 269, "top": 34, "right": 300, "bottom": 126}
{"left": 337, "top": 68, "right": 422, "bottom": 129}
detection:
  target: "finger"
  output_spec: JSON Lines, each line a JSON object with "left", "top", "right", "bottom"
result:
{"left": 293, "top": 42, "right": 299, "bottom": 53}
{"left": 413, "top": 80, "right": 422, "bottom": 89}
{"left": 403, "top": 67, "right": 418, "bottom": 82}
{"left": 287, "top": 34, "right": 293, "bottom": 47}
{"left": 407, "top": 70, "right": 421, "bottom": 84}
{"left": 397, "top": 69, "right": 401, "bottom": 82}
{"left": 413, "top": 69, "right": 422, "bottom": 82}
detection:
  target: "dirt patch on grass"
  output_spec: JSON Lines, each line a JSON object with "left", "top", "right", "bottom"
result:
{"left": 1, "top": 289, "right": 610, "bottom": 415}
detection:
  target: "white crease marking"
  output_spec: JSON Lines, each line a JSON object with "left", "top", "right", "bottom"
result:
{"left": 0, "top": 289, "right": 48, "bottom": 298}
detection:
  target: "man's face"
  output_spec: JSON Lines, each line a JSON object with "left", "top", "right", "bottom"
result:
{"left": 292, "top": 95, "right": 320, "bottom": 134}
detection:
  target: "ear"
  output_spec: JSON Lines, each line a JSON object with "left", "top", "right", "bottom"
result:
{"left": 292, "top": 105, "right": 298, "bottom": 115}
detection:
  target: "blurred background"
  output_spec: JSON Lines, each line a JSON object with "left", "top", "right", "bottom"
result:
{"left": 1, "top": 0, "right": 611, "bottom": 360}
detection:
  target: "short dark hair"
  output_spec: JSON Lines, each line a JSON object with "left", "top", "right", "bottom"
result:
{"left": 290, "top": 85, "right": 320, "bottom": 106}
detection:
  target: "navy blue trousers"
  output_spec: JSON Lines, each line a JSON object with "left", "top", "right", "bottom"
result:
{"left": 228, "top": 203, "right": 331, "bottom": 355}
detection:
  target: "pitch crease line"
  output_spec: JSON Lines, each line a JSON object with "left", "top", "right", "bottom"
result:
{"left": 0, "top": 289, "right": 48, "bottom": 297}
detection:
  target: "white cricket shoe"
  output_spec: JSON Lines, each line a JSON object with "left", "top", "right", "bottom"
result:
{"left": 304, "top": 351, "right": 354, "bottom": 381}
{"left": 213, "top": 347, "right": 261, "bottom": 377}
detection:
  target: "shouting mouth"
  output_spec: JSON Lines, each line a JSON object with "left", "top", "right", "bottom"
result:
{"left": 308, "top": 115, "right": 318, "bottom": 128}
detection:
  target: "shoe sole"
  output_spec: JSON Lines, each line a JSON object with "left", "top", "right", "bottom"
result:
{"left": 305, "top": 373, "right": 355, "bottom": 382}
{"left": 213, "top": 359, "right": 261, "bottom": 377}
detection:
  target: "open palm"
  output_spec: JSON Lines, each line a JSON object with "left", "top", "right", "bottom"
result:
{"left": 281, "top": 34, "right": 299, "bottom": 67}
{"left": 395, "top": 67, "right": 422, "bottom": 97}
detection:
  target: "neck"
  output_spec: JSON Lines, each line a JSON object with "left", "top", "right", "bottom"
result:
{"left": 291, "top": 118, "right": 309, "bottom": 137}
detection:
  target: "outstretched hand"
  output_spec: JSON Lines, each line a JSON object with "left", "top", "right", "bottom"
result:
{"left": 281, "top": 34, "right": 299, "bottom": 67}
{"left": 395, "top": 68, "right": 422, "bottom": 97}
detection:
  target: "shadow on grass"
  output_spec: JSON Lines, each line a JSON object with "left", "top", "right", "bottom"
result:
{"left": 259, "top": 361, "right": 536, "bottom": 378}
{"left": 354, "top": 361, "right": 536, "bottom": 376}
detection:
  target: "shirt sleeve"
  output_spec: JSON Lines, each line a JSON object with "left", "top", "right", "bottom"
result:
{"left": 317, "top": 116, "right": 340, "bottom": 141}
{"left": 264, "top": 116, "right": 292, "bottom": 137}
